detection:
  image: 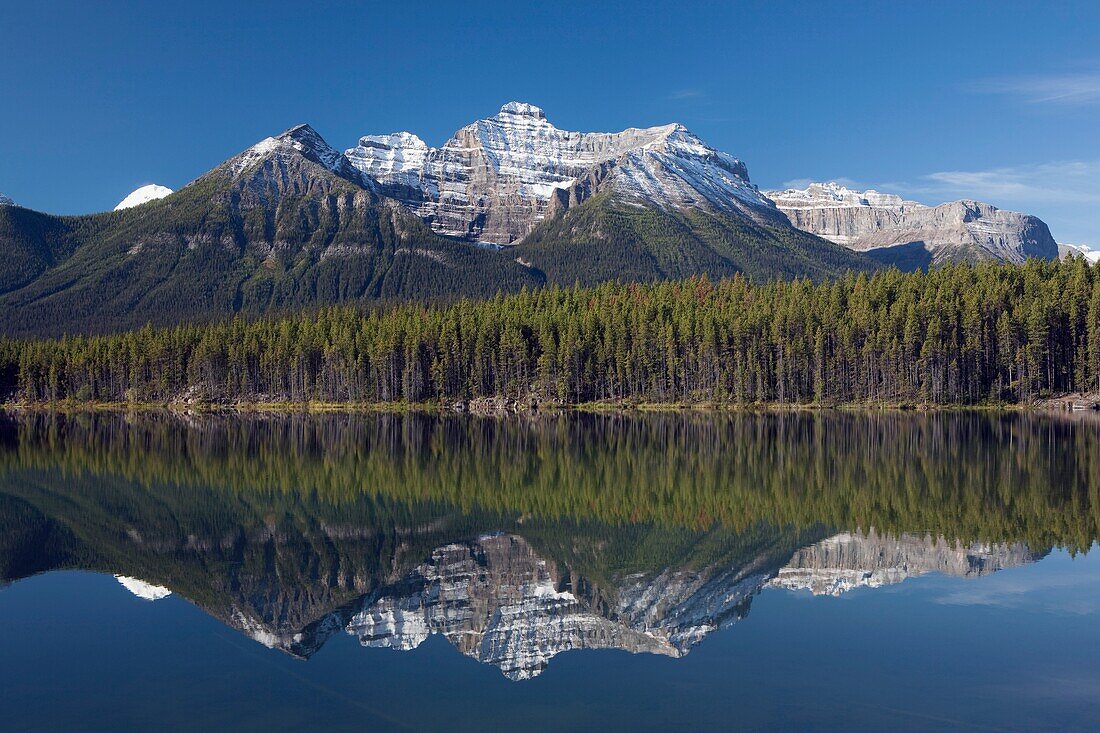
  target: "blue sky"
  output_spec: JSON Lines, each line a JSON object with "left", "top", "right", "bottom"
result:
{"left": 2, "top": 1, "right": 1098, "bottom": 244}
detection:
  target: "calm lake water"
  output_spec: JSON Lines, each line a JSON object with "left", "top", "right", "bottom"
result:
{"left": 2, "top": 410, "right": 1099, "bottom": 731}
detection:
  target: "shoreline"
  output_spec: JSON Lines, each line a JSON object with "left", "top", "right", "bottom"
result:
{"left": 2, "top": 396, "right": 1097, "bottom": 415}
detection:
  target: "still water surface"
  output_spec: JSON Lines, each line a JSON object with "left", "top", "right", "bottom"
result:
{"left": 1, "top": 411, "right": 1099, "bottom": 731}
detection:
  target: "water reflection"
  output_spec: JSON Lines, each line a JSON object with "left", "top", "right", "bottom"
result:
{"left": 0, "top": 410, "right": 1094, "bottom": 680}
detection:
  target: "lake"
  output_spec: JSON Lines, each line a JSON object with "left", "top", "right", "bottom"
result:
{"left": 1, "top": 410, "right": 1099, "bottom": 731}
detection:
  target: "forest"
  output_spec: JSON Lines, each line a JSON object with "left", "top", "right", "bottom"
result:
{"left": 2, "top": 257, "right": 1099, "bottom": 406}
{"left": 3, "top": 410, "right": 1098, "bottom": 551}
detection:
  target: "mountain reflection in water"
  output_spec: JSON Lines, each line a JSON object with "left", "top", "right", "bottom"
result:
{"left": 0, "top": 410, "right": 1093, "bottom": 679}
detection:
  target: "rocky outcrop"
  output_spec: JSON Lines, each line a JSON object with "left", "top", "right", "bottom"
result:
{"left": 766, "top": 182, "right": 1059, "bottom": 266}
{"left": 344, "top": 532, "right": 791, "bottom": 679}
{"left": 347, "top": 102, "right": 781, "bottom": 245}
{"left": 0, "top": 193, "right": 14, "bottom": 207}
{"left": 767, "top": 530, "right": 1042, "bottom": 596}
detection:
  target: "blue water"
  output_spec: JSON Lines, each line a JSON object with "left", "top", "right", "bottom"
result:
{"left": 3, "top": 551, "right": 1099, "bottom": 732}
{"left": 3, "top": 410, "right": 1100, "bottom": 731}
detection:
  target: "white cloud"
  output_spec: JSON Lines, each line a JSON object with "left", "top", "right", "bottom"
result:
{"left": 668, "top": 88, "right": 704, "bottom": 100}
{"left": 884, "top": 159, "right": 1100, "bottom": 207}
{"left": 878, "top": 160, "right": 1100, "bottom": 246}
{"left": 971, "top": 72, "right": 1100, "bottom": 106}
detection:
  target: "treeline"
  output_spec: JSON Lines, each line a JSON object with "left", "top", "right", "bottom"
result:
{"left": 3, "top": 258, "right": 1100, "bottom": 405}
{"left": 4, "top": 411, "right": 1099, "bottom": 550}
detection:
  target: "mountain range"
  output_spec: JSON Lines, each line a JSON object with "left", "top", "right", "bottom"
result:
{"left": 766, "top": 182, "right": 1059, "bottom": 269}
{"left": 0, "top": 453, "right": 1040, "bottom": 680}
{"left": 0, "top": 103, "right": 1063, "bottom": 336}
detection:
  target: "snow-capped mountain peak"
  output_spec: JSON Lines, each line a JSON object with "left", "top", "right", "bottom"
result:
{"left": 346, "top": 102, "right": 778, "bottom": 243}
{"left": 498, "top": 101, "right": 547, "bottom": 120}
{"left": 115, "top": 184, "right": 173, "bottom": 210}
{"left": 0, "top": 192, "right": 14, "bottom": 207}
{"left": 278, "top": 123, "right": 349, "bottom": 173}
{"left": 229, "top": 124, "right": 372, "bottom": 189}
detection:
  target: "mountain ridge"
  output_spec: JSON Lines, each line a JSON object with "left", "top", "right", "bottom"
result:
{"left": 0, "top": 123, "right": 544, "bottom": 336}
{"left": 766, "top": 181, "right": 1059, "bottom": 267}
{"left": 346, "top": 101, "right": 784, "bottom": 245}
{"left": 0, "top": 105, "right": 1068, "bottom": 338}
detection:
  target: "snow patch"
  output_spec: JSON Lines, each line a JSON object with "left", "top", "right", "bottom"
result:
{"left": 115, "top": 575, "right": 172, "bottom": 601}
{"left": 1062, "top": 243, "right": 1100, "bottom": 263}
{"left": 114, "top": 184, "right": 173, "bottom": 210}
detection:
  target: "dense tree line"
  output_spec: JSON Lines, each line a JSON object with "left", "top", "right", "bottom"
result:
{"left": 3, "top": 258, "right": 1099, "bottom": 405}
{"left": 4, "top": 410, "right": 1099, "bottom": 550}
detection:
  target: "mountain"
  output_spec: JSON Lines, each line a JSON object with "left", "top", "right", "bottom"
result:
{"left": 0, "top": 409, "right": 1078, "bottom": 680}
{"left": 347, "top": 532, "right": 790, "bottom": 680}
{"left": 766, "top": 531, "right": 1042, "bottom": 596}
{"left": 512, "top": 190, "right": 873, "bottom": 285}
{"left": 0, "top": 124, "right": 542, "bottom": 336}
{"left": 766, "top": 182, "right": 1059, "bottom": 268}
{"left": 114, "top": 184, "right": 173, "bottom": 210}
{"left": 347, "top": 102, "right": 785, "bottom": 244}
{"left": 1061, "top": 242, "right": 1100, "bottom": 263}
{"left": 348, "top": 102, "right": 875, "bottom": 284}
{"left": 0, "top": 193, "right": 13, "bottom": 207}
{"left": 0, "top": 109, "right": 883, "bottom": 337}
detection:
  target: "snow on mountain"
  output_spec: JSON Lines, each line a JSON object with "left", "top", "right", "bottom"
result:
{"left": 1060, "top": 243, "right": 1100, "bottom": 263}
{"left": 115, "top": 575, "right": 173, "bottom": 601}
{"left": 766, "top": 531, "right": 1040, "bottom": 597}
{"left": 347, "top": 534, "right": 678, "bottom": 680}
{"left": 347, "top": 102, "right": 778, "bottom": 244}
{"left": 765, "top": 181, "right": 1059, "bottom": 264}
{"left": 114, "top": 184, "right": 173, "bottom": 210}
{"left": 0, "top": 193, "right": 14, "bottom": 206}
{"left": 228, "top": 124, "right": 374, "bottom": 189}
{"left": 768, "top": 182, "right": 922, "bottom": 217}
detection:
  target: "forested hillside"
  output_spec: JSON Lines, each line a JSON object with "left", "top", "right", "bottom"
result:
{"left": 2, "top": 258, "right": 1099, "bottom": 406}
{"left": 515, "top": 192, "right": 874, "bottom": 285}
{"left": 0, "top": 126, "right": 545, "bottom": 337}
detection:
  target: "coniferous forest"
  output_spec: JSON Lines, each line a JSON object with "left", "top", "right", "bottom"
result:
{"left": 3, "top": 258, "right": 1099, "bottom": 406}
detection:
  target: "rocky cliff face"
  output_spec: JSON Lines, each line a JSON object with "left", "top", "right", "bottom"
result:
{"left": 336, "top": 530, "right": 1042, "bottom": 678}
{"left": 766, "top": 182, "right": 1059, "bottom": 265}
{"left": 345, "top": 533, "right": 774, "bottom": 680}
{"left": 767, "top": 530, "right": 1042, "bottom": 596}
{"left": 346, "top": 102, "right": 781, "bottom": 244}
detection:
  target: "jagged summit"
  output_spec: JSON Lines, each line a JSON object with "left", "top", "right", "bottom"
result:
{"left": 768, "top": 181, "right": 921, "bottom": 211}
{"left": 767, "top": 531, "right": 1041, "bottom": 597}
{"left": 498, "top": 101, "right": 547, "bottom": 119}
{"left": 0, "top": 193, "right": 14, "bottom": 206}
{"left": 226, "top": 123, "right": 373, "bottom": 190}
{"left": 347, "top": 102, "right": 778, "bottom": 244}
{"left": 115, "top": 184, "right": 173, "bottom": 210}
{"left": 766, "top": 181, "right": 1059, "bottom": 265}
